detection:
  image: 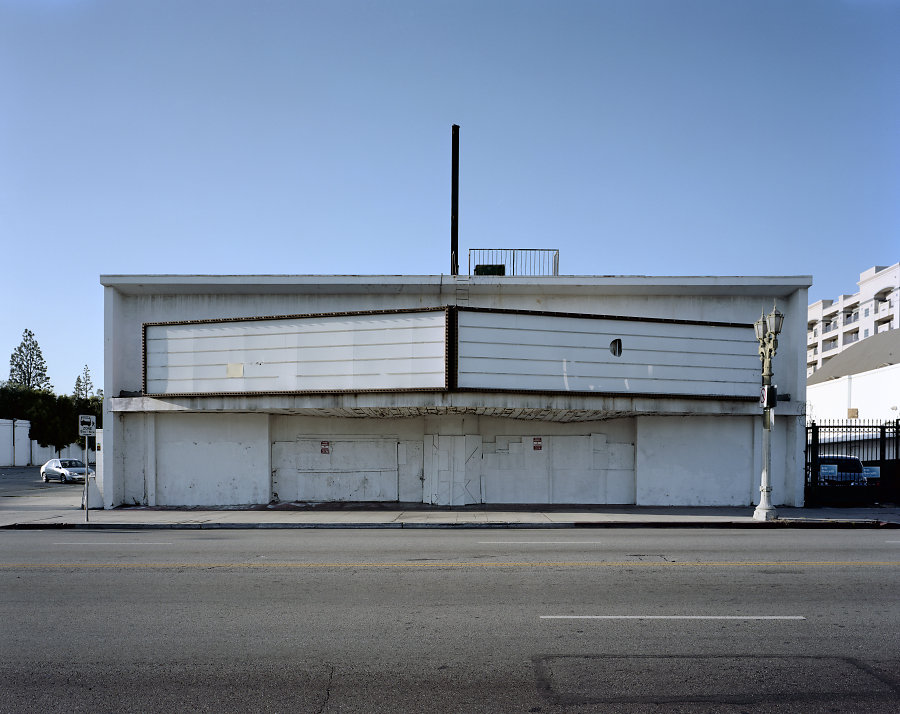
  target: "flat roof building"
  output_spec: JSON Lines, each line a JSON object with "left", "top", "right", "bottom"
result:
{"left": 100, "top": 272, "right": 811, "bottom": 509}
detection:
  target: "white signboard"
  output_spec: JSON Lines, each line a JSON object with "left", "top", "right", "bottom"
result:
{"left": 456, "top": 309, "right": 760, "bottom": 398}
{"left": 145, "top": 310, "right": 448, "bottom": 395}
{"left": 78, "top": 414, "right": 96, "bottom": 436}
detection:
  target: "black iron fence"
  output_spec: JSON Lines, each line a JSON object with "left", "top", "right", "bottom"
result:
{"left": 805, "top": 419, "right": 900, "bottom": 505}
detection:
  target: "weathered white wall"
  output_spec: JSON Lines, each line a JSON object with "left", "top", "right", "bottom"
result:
{"left": 0, "top": 419, "right": 30, "bottom": 466}
{"left": 807, "top": 363, "right": 900, "bottom": 421}
{"left": 153, "top": 413, "right": 269, "bottom": 506}
{"left": 107, "top": 409, "right": 806, "bottom": 507}
{"left": 636, "top": 416, "right": 756, "bottom": 505}
{"left": 635, "top": 414, "right": 804, "bottom": 506}
{"left": 271, "top": 414, "right": 636, "bottom": 506}
{"left": 479, "top": 432, "right": 635, "bottom": 504}
{"left": 273, "top": 438, "right": 400, "bottom": 501}
{"left": 0, "top": 419, "right": 94, "bottom": 467}
{"left": 271, "top": 415, "right": 424, "bottom": 502}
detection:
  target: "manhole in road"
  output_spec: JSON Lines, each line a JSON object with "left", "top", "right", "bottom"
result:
{"left": 533, "top": 655, "right": 899, "bottom": 706}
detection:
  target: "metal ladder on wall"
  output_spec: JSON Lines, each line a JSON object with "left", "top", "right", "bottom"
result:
{"left": 455, "top": 274, "right": 470, "bottom": 306}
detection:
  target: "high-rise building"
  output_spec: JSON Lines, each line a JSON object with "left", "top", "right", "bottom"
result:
{"left": 807, "top": 263, "right": 899, "bottom": 376}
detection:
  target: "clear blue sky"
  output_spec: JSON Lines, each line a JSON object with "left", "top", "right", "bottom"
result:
{"left": 1, "top": 0, "right": 898, "bottom": 394}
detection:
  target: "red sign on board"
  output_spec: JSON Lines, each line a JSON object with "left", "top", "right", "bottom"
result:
{"left": 533, "top": 438, "right": 542, "bottom": 451}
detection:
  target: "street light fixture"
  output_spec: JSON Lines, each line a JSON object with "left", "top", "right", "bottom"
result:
{"left": 754, "top": 302, "right": 784, "bottom": 521}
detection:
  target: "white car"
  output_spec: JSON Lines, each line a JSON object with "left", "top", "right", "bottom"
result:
{"left": 40, "top": 458, "right": 92, "bottom": 484}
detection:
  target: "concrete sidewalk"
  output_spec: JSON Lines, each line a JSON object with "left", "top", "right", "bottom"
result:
{"left": 2, "top": 496, "right": 899, "bottom": 530}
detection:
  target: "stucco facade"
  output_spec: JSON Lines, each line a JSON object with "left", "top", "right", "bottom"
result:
{"left": 100, "top": 274, "right": 810, "bottom": 508}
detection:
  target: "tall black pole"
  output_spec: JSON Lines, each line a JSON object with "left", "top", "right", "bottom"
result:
{"left": 451, "top": 124, "right": 459, "bottom": 276}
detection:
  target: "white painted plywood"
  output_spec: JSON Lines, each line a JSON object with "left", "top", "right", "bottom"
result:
{"left": 272, "top": 438, "right": 399, "bottom": 502}
{"left": 457, "top": 310, "right": 759, "bottom": 397}
{"left": 145, "top": 311, "right": 446, "bottom": 394}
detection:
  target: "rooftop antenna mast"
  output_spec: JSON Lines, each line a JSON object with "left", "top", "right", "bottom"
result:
{"left": 450, "top": 124, "right": 459, "bottom": 276}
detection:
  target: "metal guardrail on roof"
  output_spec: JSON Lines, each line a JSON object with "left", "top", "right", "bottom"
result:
{"left": 468, "top": 249, "right": 559, "bottom": 276}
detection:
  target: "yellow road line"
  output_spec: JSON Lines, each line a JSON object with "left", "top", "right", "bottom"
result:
{"left": 0, "top": 560, "right": 898, "bottom": 569}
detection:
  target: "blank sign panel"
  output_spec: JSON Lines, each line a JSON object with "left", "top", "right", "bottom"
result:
{"left": 456, "top": 309, "right": 759, "bottom": 398}
{"left": 144, "top": 309, "right": 448, "bottom": 395}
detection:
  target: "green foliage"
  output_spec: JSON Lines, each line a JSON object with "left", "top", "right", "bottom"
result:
{"left": 73, "top": 365, "right": 94, "bottom": 399}
{"left": 0, "top": 383, "right": 34, "bottom": 421}
{"left": 27, "top": 393, "right": 75, "bottom": 454}
{"left": 0, "top": 380, "right": 103, "bottom": 456}
{"left": 8, "top": 329, "right": 52, "bottom": 391}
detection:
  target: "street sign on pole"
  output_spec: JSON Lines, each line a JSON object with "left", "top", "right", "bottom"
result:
{"left": 78, "top": 415, "right": 96, "bottom": 522}
{"left": 78, "top": 415, "right": 96, "bottom": 437}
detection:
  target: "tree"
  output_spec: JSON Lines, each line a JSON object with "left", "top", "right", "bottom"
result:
{"left": 8, "top": 329, "right": 51, "bottom": 391}
{"left": 28, "top": 393, "right": 75, "bottom": 457}
{"left": 74, "top": 365, "right": 94, "bottom": 399}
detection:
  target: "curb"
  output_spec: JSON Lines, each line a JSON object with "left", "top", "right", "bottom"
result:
{"left": 2, "top": 520, "right": 897, "bottom": 530}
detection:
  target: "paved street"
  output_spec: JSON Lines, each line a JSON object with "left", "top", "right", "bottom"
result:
{"left": 1, "top": 527, "right": 898, "bottom": 712}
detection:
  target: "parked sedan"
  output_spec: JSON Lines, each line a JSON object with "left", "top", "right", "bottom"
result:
{"left": 40, "top": 458, "right": 92, "bottom": 483}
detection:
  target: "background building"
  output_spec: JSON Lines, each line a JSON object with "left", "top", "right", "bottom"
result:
{"left": 100, "top": 271, "right": 810, "bottom": 509}
{"left": 806, "top": 329, "right": 900, "bottom": 422}
{"left": 807, "top": 263, "right": 899, "bottom": 376}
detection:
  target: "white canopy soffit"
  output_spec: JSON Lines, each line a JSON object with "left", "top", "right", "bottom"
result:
{"left": 142, "top": 306, "right": 759, "bottom": 401}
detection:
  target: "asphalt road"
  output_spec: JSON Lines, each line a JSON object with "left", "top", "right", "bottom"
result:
{"left": 0, "top": 466, "right": 79, "bottom": 496}
{"left": 1, "top": 528, "right": 898, "bottom": 713}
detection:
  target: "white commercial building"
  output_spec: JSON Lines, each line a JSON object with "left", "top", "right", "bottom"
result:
{"left": 100, "top": 273, "right": 810, "bottom": 509}
{"left": 807, "top": 263, "right": 899, "bottom": 377}
{"left": 806, "top": 330, "right": 900, "bottom": 422}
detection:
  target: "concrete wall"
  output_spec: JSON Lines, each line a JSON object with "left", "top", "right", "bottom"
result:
{"left": 0, "top": 419, "right": 95, "bottom": 467}
{"left": 807, "top": 362, "right": 900, "bottom": 421}
{"left": 0, "top": 419, "right": 31, "bottom": 466}
{"left": 110, "top": 410, "right": 801, "bottom": 507}
{"left": 154, "top": 413, "right": 269, "bottom": 506}
{"left": 635, "top": 414, "right": 802, "bottom": 507}
{"left": 113, "top": 413, "right": 268, "bottom": 507}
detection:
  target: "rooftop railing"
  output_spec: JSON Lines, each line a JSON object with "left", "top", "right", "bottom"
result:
{"left": 468, "top": 249, "right": 560, "bottom": 276}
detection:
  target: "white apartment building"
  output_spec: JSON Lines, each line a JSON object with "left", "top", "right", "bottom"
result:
{"left": 807, "top": 263, "right": 899, "bottom": 377}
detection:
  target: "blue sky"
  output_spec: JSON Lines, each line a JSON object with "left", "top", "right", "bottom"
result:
{"left": 1, "top": 0, "right": 898, "bottom": 393}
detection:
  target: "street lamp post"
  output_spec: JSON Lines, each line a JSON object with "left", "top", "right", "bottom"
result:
{"left": 753, "top": 302, "right": 784, "bottom": 521}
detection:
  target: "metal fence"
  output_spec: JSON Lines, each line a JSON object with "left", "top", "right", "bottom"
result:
{"left": 805, "top": 419, "right": 900, "bottom": 505}
{"left": 468, "top": 249, "right": 559, "bottom": 277}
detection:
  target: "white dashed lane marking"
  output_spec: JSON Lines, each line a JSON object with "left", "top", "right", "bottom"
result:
{"left": 541, "top": 615, "right": 806, "bottom": 620}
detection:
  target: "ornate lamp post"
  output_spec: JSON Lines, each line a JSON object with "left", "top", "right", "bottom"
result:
{"left": 753, "top": 302, "right": 784, "bottom": 521}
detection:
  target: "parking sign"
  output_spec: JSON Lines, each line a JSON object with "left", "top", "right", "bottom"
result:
{"left": 78, "top": 414, "right": 96, "bottom": 437}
